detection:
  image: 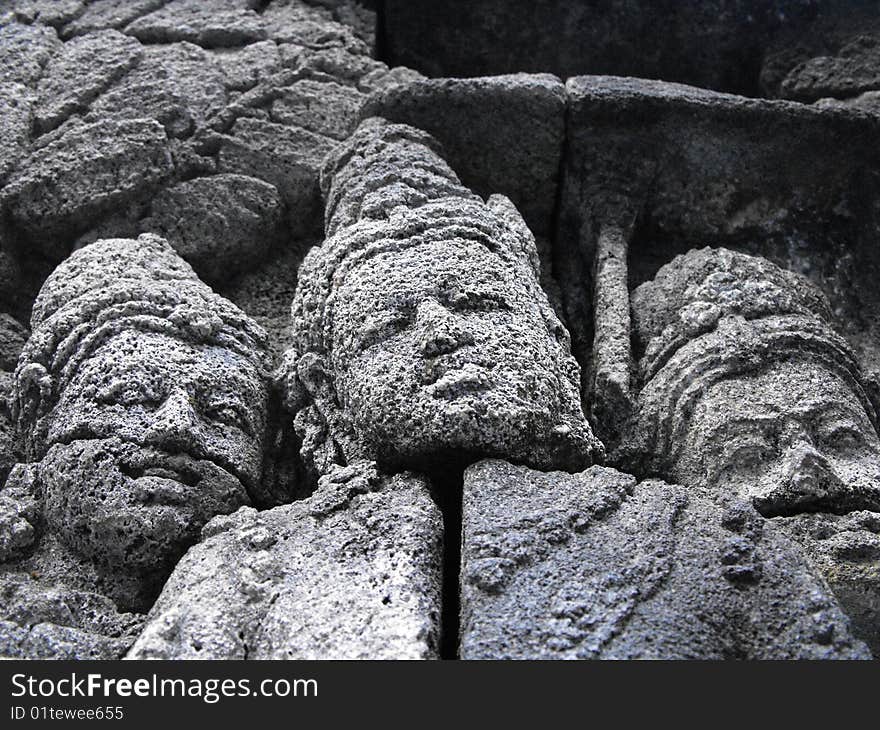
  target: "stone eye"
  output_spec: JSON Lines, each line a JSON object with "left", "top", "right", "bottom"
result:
{"left": 205, "top": 403, "right": 250, "bottom": 434}
{"left": 722, "top": 439, "right": 773, "bottom": 472}
{"left": 97, "top": 384, "right": 162, "bottom": 409}
{"left": 819, "top": 422, "right": 865, "bottom": 452}
{"left": 356, "top": 313, "right": 412, "bottom": 352}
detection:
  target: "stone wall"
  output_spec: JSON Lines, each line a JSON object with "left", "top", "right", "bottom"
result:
{"left": 1, "top": 0, "right": 879, "bottom": 660}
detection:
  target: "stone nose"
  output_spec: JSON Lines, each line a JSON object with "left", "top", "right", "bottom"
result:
{"left": 416, "top": 298, "right": 474, "bottom": 357}
{"left": 144, "top": 387, "right": 201, "bottom": 451}
{"left": 784, "top": 441, "right": 840, "bottom": 501}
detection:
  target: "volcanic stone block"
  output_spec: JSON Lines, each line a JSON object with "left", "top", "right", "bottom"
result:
{"left": 128, "top": 465, "right": 443, "bottom": 659}
{"left": 87, "top": 42, "right": 227, "bottom": 139}
{"left": 0, "top": 83, "right": 33, "bottom": 184}
{"left": 361, "top": 74, "right": 565, "bottom": 238}
{"left": 61, "top": 0, "right": 167, "bottom": 37}
{"left": 11, "top": 0, "right": 85, "bottom": 27}
{"left": 0, "top": 119, "right": 173, "bottom": 256}
{"left": 141, "top": 173, "right": 285, "bottom": 285}
{"left": 218, "top": 117, "right": 335, "bottom": 236}
{"left": 34, "top": 28, "right": 143, "bottom": 134}
{"left": 124, "top": 0, "right": 267, "bottom": 48}
{"left": 779, "top": 35, "right": 880, "bottom": 102}
{"left": 270, "top": 78, "right": 363, "bottom": 140}
{"left": 0, "top": 21, "right": 61, "bottom": 86}
{"left": 460, "top": 459, "right": 870, "bottom": 659}
{"left": 214, "top": 41, "right": 283, "bottom": 92}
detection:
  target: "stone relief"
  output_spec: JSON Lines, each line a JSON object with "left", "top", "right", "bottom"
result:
{"left": 1, "top": 234, "right": 271, "bottom": 657}
{"left": 628, "top": 246, "right": 880, "bottom": 654}
{"left": 1, "top": 0, "right": 879, "bottom": 661}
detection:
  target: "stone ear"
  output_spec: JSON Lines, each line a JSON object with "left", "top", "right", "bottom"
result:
{"left": 12, "top": 363, "right": 53, "bottom": 429}
{"left": 295, "top": 351, "right": 334, "bottom": 404}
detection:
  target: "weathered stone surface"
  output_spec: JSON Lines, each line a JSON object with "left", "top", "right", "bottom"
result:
{"left": 773, "top": 512, "right": 880, "bottom": 657}
{"left": 218, "top": 117, "right": 335, "bottom": 236}
{"left": 0, "top": 20, "right": 61, "bottom": 86}
{"left": 1, "top": 120, "right": 174, "bottom": 255}
{"left": 61, "top": 0, "right": 167, "bottom": 38}
{"left": 10, "top": 0, "right": 86, "bottom": 28}
{"left": 86, "top": 42, "right": 227, "bottom": 139}
{"left": 287, "top": 118, "right": 601, "bottom": 479}
{"left": 460, "top": 459, "right": 870, "bottom": 659}
{"left": 362, "top": 74, "right": 565, "bottom": 238}
{"left": 628, "top": 246, "right": 880, "bottom": 654}
{"left": 0, "top": 82, "right": 32, "bottom": 184}
{"left": 5, "top": 235, "right": 272, "bottom": 617}
{"left": 261, "top": 0, "right": 368, "bottom": 53}
{"left": 778, "top": 35, "right": 880, "bottom": 102}
{"left": 214, "top": 41, "right": 283, "bottom": 92}
{"left": 128, "top": 463, "right": 443, "bottom": 659}
{"left": 34, "top": 29, "right": 143, "bottom": 134}
{"left": 270, "top": 78, "right": 363, "bottom": 140}
{"left": 124, "top": 0, "right": 267, "bottom": 48}
{"left": 0, "top": 570, "right": 143, "bottom": 659}
{"left": 140, "top": 173, "right": 285, "bottom": 285}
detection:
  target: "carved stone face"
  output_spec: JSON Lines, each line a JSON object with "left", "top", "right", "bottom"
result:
{"left": 38, "top": 329, "right": 267, "bottom": 572}
{"left": 329, "top": 238, "right": 590, "bottom": 469}
{"left": 670, "top": 358, "right": 880, "bottom": 653}
{"left": 673, "top": 360, "right": 880, "bottom": 516}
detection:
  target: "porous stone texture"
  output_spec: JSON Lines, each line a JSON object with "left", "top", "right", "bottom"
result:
{"left": 217, "top": 117, "right": 336, "bottom": 239}
{"left": 0, "top": 0, "right": 410, "bottom": 283}
{"left": 626, "top": 246, "right": 880, "bottom": 655}
{"left": 33, "top": 29, "right": 143, "bottom": 134}
{"left": 460, "top": 459, "right": 870, "bottom": 659}
{"left": 1, "top": 119, "right": 174, "bottom": 255}
{"left": 139, "top": 174, "right": 285, "bottom": 285}
{"left": 85, "top": 42, "right": 227, "bottom": 139}
{"left": 128, "top": 463, "right": 443, "bottom": 659}
{"left": 4, "top": 0, "right": 880, "bottom": 662}
{"left": 287, "top": 117, "right": 601, "bottom": 479}
{"left": 361, "top": 74, "right": 565, "bottom": 238}
{"left": 124, "top": 0, "right": 268, "bottom": 48}
{"left": 0, "top": 235, "right": 272, "bottom": 660}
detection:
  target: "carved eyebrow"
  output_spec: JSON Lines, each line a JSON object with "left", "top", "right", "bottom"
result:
{"left": 698, "top": 415, "right": 780, "bottom": 447}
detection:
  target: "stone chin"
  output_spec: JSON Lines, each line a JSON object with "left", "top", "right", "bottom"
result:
{"left": 353, "top": 387, "right": 597, "bottom": 473}
{"left": 39, "top": 437, "right": 251, "bottom": 575}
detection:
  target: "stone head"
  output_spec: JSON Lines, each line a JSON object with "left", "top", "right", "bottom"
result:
{"left": 12, "top": 235, "right": 272, "bottom": 579}
{"left": 631, "top": 246, "right": 880, "bottom": 516}
{"left": 285, "top": 118, "right": 602, "bottom": 476}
